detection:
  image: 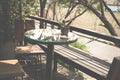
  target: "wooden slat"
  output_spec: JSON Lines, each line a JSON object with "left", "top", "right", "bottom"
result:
{"left": 70, "top": 26, "right": 120, "bottom": 44}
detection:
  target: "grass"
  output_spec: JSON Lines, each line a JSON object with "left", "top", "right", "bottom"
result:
{"left": 70, "top": 42, "right": 88, "bottom": 52}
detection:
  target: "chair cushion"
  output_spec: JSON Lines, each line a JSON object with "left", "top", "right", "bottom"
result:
{"left": 15, "top": 45, "right": 44, "bottom": 54}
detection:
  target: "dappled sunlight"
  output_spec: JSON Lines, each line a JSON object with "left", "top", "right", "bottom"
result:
{"left": 0, "top": 59, "right": 18, "bottom": 65}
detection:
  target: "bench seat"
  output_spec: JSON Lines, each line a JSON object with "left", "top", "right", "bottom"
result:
{"left": 54, "top": 45, "right": 111, "bottom": 80}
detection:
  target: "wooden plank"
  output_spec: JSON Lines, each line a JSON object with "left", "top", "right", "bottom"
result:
{"left": 28, "top": 16, "right": 61, "bottom": 28}
{"left": 70, "top": 26, "right": 120, "bottom": 44}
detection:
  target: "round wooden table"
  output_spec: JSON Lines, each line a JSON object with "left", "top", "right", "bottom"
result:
{"left": 24, "top": 29, "right": 78, "bottom": 80}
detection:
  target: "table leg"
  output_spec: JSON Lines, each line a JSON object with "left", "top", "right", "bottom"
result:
{"left": 46, "top": 44, "right": 54, "bottom": 80}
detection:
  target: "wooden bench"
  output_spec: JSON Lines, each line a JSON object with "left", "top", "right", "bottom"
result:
{"left": 53, "top": 26, "right": 120, "bottom": 80}
{"left": 54, "top": 45, "right": 120, "bottom": 80}
{"left": 54, "top": 26, "right": 120, "bottom": 80}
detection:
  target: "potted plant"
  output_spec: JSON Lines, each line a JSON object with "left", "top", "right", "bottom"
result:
{"left": 59, "top": 18, "right": 73, "bottom": 36}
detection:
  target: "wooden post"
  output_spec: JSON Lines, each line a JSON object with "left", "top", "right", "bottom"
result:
{"left": 107, "top": 56, "right": 120, "bottom": 80}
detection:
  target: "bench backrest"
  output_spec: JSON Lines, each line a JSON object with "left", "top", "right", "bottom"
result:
{"left": 107, "top": 56, "right": 120, "bottom": 80}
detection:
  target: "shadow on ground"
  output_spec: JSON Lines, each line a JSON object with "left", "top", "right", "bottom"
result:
{"left": 22, "top": 61, "right": 84, "bottom": 80}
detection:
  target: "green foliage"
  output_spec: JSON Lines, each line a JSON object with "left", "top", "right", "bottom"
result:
{"left": 57, "top": 59, "right": 85, "bottom": 79}
{"left": 0, "top": 0, "right": 19, "bottom": 43}
{"left": 22, "top": 0, "right": 40, "bottom": 17}
{"left": 58, "top": 0, "right": 71, "bottom": 8}
{"left": 10, "top": 0, "right": 20, "bottom": 20}
{"left": 58, "top": 59, "right": 76, "bottom": 72}
{"left": 70, "top": 42, "right": 88, "bottom": 52}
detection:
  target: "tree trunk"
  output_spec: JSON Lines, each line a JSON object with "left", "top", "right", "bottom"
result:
{"left": 39, "top": 0, "right": 47, "bottom": 28}
{"left": 99, "top": 16, "right": 118, "bottom": 36}
{"left": 0, "top": 0, "right": 16, "bottom": 59}
{"left": 0, "top": 40, "right": 15, "bottom": 60}
{"left": 82, "top": 2, "right": 118, "bottom": 36}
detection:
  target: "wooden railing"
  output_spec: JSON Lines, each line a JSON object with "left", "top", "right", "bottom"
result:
{"left": 70, "top": 26, "right": 120, "bottom": 45}
{"left": 28, "top": 16, "right": 120, "bottom": 45}
{"left": 28, "top": 16, "right": 61, "bottom": 27}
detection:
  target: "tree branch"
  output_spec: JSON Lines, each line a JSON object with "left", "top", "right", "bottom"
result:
{"left": 102, "top": 0, "right": 120, "bottom": 27}
{"left": 66, "top": 9, "right": 88, "bottom": 27}
{"left": 99, "top": 0, "right": 104, "bottom": 16}
{"left": 65, "top": 1, "right": 77, "bottom": 19}
{"left": 77, "top": 0, "right": 118, "bottom": 36}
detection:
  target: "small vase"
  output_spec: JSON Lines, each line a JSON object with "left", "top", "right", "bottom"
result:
{"left": 61, "top": 27, "right": 69, "bottom": 36}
